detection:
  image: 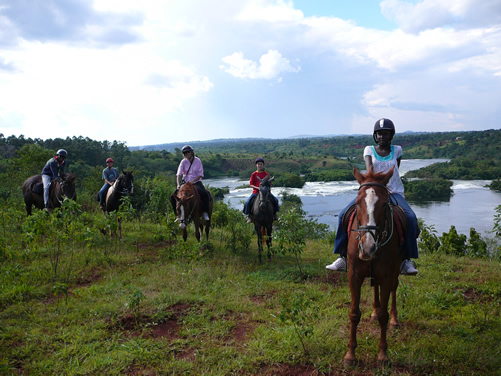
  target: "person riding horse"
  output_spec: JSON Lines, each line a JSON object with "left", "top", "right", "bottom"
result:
{"left": 326, "top": 118, "right": 419, "bottom": 275}
{"left": 170, "top": 145, "right": 211, "bottom": 221}
{"left": 243, "top": 157, "right": 279, "bottom": 223}
{"left": 41, "top": 149, "right": 67, "bottom": 213}
{"left": 98, "top": 158, "right": 119, "bottom": 210}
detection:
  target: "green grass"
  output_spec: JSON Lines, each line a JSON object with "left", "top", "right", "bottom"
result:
{"left": 1, "top": 219, "right": 500, "bottom": 375}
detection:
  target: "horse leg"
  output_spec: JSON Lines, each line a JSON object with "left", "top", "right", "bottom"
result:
{"left": 376, "top": 283, "right": 392, "bottom": 364}
{"left": 194, "top": 219, "right": 201, "bottom": 242}
{"left": 371, "top": 282, "right": 381, "bottom": 321}
{"left": 344, "top": 273, "right": 363, "bottom": 368}
{"left": 389, "top": 281, "right": 400, "bottom": 328}
{"left": 255, "top": 224, "right": 263, "bottom": 264}
{"left": 205, "top": 218, "right": 210, "bottom": 241}
{"left": 118, "top": 218, "right": 122, "bottom": 240}
{"left": 266, "top": 224, "right": 272, "bottom": 260}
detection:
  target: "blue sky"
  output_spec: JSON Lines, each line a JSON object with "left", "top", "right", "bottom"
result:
{"left": 0, "top": 0, "right": 500, "bottom": 147}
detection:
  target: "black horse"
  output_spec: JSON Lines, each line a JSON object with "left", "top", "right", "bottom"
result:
{"left": 251, "top": 175, "right": 275, "bottom": 263}
{"left": 103, "top": 170, "right": 134, "bottom": 238}
{"left": 22, "top": 173, "right": 77, "bottom": 215}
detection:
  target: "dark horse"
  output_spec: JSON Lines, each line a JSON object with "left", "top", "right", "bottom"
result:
{"left": 251, "top": 175, "right": 275, "bottom": 263}
{"left": 22, "top": 173, "right": 77, "bottom": 215}
{"left": 344, "top": 166, "right": 403, "bottom": 367}
{"left": 103, "top": 170, "right": 134, "bottom": 239}
{"left": 174, "top": 182, "right": 212, "bottom": 243}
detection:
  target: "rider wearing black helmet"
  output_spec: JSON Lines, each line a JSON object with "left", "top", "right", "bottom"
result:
{"left": 41, "top": 149, "right": 67, "bottom": 211}
{"left": 326, "top": 118, "right": 419, "bottom": 276}
{"left": 170, "top": 145, "right": 211, "bottom": 221}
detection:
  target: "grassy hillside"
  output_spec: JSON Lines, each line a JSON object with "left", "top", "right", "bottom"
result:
{"left": 1, "top": 205, "right": 500, "bottom": 375}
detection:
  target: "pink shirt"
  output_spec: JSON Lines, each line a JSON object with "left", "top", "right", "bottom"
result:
{"left": 177, "top": 156, "right": 204, "bottom": 184}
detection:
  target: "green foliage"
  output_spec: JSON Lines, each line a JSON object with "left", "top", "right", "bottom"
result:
{"left": 277, "top": 291, "right": 319, "bottom": 355}
{"left": 273, "top": 172, "right": 305, "bottom": 188}
{"left": 466, "top": 228, "right": 488, "bottom": 258}
{"left": 417, "top": 218, "right": 441, "bottom": 254}
{"left": 490, "top": 179, "right": 501, "bottom": 192}
{"left": 125, "top": 286, "right": 146, "bottom": 320}
{"left": 403, "top": 177, "right": 453, "bottom": 201}
{"left": 438, "top": 226, "right": 467, "bottom": 256}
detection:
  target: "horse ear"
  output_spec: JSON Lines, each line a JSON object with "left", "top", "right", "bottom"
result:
{"left": 353, "top": 167, "right": 364, "bottom": 184}
{"left": 257, "top": 176, "right": 262, "bottom": 182}
{"left": 269, "top": 176, "right": 275, "bottom": 182}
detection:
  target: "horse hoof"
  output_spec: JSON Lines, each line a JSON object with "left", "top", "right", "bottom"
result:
{"left": 343, "top": 358, "right": 357, "bottom": 369}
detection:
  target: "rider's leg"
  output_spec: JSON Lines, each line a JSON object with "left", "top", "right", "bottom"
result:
{"left": 98, "top": 183, "right": 110, "bottom": 207}
{"left": 392, "top": 194, "right": 419, "bottom": 275}
{"left": 42, "top": 174, "right": 52, "bottom": 209}
{"left": 326, "top": 197, "right": 356, "bottom": 271}
{"left": 244, "top": 193, "right": 257, "bottom": 222}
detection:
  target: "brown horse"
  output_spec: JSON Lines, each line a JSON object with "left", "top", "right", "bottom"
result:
{"left": 22, "top": 173, "right": 77, "bottom": 215}
{"left": 343, "top": 166, "right": 402, "bottom": 367}
{"left": 103, "top": 170, "right": 134, "bottom": 239}
{"left": 251, "top": 175, "right": 275, "bottom": 263}
{"left": 174, "top": 182, "right": 212, "bottom": 243}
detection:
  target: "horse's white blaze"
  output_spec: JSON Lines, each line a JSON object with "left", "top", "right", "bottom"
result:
{"left": 362, "top": 188, "right": 379, "bottom": 251}
{"left": 179, "top": 206, "right": 186, "bottom": 230}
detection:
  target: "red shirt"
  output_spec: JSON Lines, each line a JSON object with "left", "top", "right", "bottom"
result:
{"left": 250, "top": 170, "right": 270, "bottom": 194}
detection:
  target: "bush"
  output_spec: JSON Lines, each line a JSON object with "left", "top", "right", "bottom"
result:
{"left": 403, "top": 177, "right": 453, "bottom": 201}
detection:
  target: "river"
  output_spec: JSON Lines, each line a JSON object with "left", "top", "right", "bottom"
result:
{"left": 205, "top": 159, "right": 501, "bottom": 237}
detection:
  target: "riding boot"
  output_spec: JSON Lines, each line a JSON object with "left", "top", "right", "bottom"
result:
{"left": 246, "top": 215, "right": 253, "bottom": 223}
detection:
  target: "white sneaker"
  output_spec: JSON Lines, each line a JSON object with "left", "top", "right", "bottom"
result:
{"left": 400, "top": 259, "right": 418, "bottom": 275}
{"left": 326, "top": 257, "right": 347, "bottom": 272}
{"left": 203, "top": 212, "right": 210, "bottom": 221}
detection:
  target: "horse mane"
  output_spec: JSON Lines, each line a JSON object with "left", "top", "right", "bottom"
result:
{"left": 355, "top": 166, "right": 394, "bottom": 186}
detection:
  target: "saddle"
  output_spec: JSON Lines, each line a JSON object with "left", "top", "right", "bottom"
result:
{"left": 31, "top": 179, "right": 57, "bottom": 196}
{"left": 342, "top": 203, "right": 407, "bottom": 246}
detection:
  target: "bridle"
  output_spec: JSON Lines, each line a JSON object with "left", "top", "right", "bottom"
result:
{"left": 351, "top": 182, "right": 395, "bottom": 256}
{"left": 116, "top": 175, "right": 134, "bottom": 196}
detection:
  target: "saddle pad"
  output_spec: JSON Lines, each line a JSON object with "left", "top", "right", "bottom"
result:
{"left": 32, "top": 182, "right": 43, "bottom": 195}
{"left": 342, "top": 204, "right": 357, "bottom": 234}
{"left": 392, "top": 204, "right": 407, "bottom": 245}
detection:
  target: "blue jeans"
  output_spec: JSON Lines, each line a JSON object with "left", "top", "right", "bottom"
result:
{"left": 333, "top": 193, "right": 419, "bottom": 259}
{"left": 243, "top": 193, "right": 279, "bottom": 215}
{"left": 98, "top": 183, "right": 111, "bottom": 205}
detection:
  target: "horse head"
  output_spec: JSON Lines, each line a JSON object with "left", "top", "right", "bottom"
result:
{"left": 175, "top": 183, "right": 196, "bottom": 230}
{"left": 60, "top": 173, "right": 77, "bottom": 200}
{"left": 353, "top": 166, "right": 394, "bottom": 261}
{"left": 257, "top": 175, "right": 274, "bottom": 209}
{"left": 120, "top": 170, "right": 134, "bottom": 195}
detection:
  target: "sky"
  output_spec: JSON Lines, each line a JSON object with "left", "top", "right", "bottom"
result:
{"left": 1, "top": 0, "right": 500, "bottom": 147}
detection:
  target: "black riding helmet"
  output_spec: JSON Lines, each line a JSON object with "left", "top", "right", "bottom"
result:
{"left": 181, "top": 145, "right": 194, "bottom": 154}
{"left": 373, "top": 118, "right": 395, "bottom": 144}
{"left": 56, "top": 149, "right": 68, "bottom": 158}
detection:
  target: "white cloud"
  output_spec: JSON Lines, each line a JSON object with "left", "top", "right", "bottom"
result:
{"left": 238, "top": 0, "right": 304, "bottom": 22}
{"left": 381, "top": 0, "right": 501, "bottom": 33}
{"left": 220, "top": 49, "right": 300, "bottom": 80}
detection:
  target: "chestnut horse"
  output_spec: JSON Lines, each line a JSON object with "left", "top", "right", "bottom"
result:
{"left": 174, "top": 182, "right": 212, "bottom": 243}
{"left": 251, "top": 175, "right": 275, "bottom": 263}
{"left": 344, "top": 166, "right": 402, "bottom": 367}
{"left": 103, "top": 170, "right": 134, "bottom": 239}
{"left": 22, "top": 173, "right": 77, "bottom": 215}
